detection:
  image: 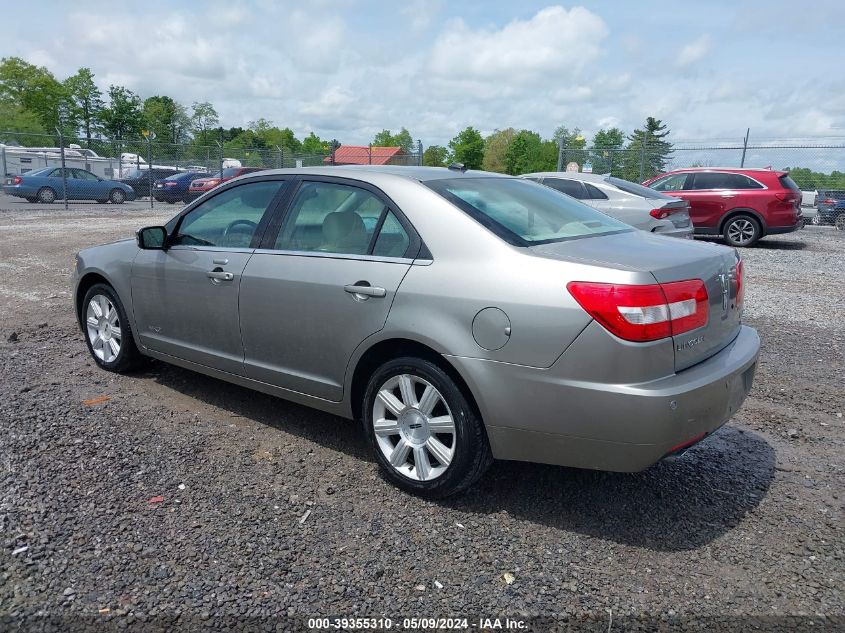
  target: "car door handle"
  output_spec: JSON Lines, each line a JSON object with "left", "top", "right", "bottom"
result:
{"left": 344, "top": 284, "right": 386, "bottom": 298}
{"left": 720, "top": 192, "right": 737, "bottom": 198}
{"left": 207, "top": 270, "right": 234, "bottom": 282}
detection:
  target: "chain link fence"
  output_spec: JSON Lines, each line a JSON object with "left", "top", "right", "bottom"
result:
{"left": 0, "top": 131, "right": 422, "bottom": 209}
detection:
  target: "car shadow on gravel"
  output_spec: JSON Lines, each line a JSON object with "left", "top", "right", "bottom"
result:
{"left": 448, "top": 425, "right": 775, "bottom": 551}
{"left": 754, "top": 239, "right": 807, "bottom": 250}
{"left": 143, "top": 362, "right": 774, "bottom": 552}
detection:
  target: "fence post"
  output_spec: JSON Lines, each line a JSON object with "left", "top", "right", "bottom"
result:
{"left": 740, "top": 127, "right": 750, "bottom": 168}
{"left": 639, "top": 137, "right": 647, "bottom": 182}
{"left": 608, "top": 149, "right": 614, "bottom": 176}
{"left": 147, "top": 137, "right": 154, "bottom": 209}
{"left": 0, "top": 144, "right": 6, "bottom": 179}
{"left": 557, "top": 136, "right": 564, "bottom": 171}
{"left": 217, "top": 140, "right": 224, "bottom": 175}
{"left": 276, "top": 145, "right": 283, "bottom": 168}
{"left": 368, "top": 144, "right": 372, "bottom": 165}
{"left": 56, "top": 128, "right": 69, "bottom": 211}
{"left": 417, "top": 139, "right": 423, "bottom": 166}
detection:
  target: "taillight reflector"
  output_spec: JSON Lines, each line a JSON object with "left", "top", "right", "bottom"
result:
{"left": 567, "top": 279, "right": 709, "bottom": 342}
{"left": 13, "top": 175, "right": 22, "bottom": 185}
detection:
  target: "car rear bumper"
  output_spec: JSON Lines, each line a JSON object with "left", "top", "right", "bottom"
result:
{"left": 447, "top": 325, "right": 760, "bottom": 472}
{"left": 766, "top": 220, "right": 801, "bottom": 235}
{"left": 654, "top": 225, "right": 695, "bottom": 239}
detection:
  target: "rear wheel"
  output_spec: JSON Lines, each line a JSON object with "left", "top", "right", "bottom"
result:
{"left": 835, "top": 213, "right": 845, "bottom": 231}
{"left": 81, "top": 283, "right": 142, "bottom": 373}
{"left": 37, "top": 187, "right": 56, "bottom": 204}
{"left": 723, "top": 214, "right": 761, "bottom": 247}
{"left": 109, "top": 188, "right": 126, "bottom": 204}
{"left": 362, "top": 357, "right": 492, "bottom": 498}
{"left": 811, "top": 213, "right": 822, "bottom": 226}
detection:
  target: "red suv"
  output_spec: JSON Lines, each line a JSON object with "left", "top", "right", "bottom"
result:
{"left": 186, "top": 167, "right": 267, "bottom": 201}
{"left": 643, "top": 168, "right": 802, "bottom": 247}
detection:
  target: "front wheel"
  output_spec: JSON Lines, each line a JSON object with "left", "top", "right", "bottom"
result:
{"left": 82, "top": 283, "right": 142, "bottom": 372}
{"left": 835, "top": 213, "right": 845, "bottom": 231}
{"left": 362, "top": 357, "right": 492, "bottom": 498}
{"left": 723, "top": 214, "right": 761, "bottom": 247}
{"left": 109, "top": 188, "right": 126, "bottom": 204}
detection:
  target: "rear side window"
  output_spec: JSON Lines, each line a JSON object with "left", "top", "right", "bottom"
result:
{"left": 690, "top": 172, "right": 763, "bottom": 190}
{"left": 372, "top": 211, "right": 410, "bottom": 257}
{"left": 542, "top": 178, "right": 587, "bottom": 199}
{"left": 606, "top": 176, "right": 670, "bottom": 200}
{"left": 650, "top": 173, "right": 689, "bottom": 191}
{"left": 584, "top": 183, "right": 608, "bottom": 200}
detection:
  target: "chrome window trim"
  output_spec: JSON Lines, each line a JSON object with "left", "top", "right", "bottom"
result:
{"left": 251, "top": 247, "right": 418, "bottom": 265}
{"left": 168, "top": 245, "right": 255, "bottom": 254}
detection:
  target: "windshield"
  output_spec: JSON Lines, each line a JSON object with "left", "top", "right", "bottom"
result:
{"left": 605, "top": 176, "right": 674, "bottom": 200}
{"left": 426, "top": 177, "right": 631, "bottom": 246}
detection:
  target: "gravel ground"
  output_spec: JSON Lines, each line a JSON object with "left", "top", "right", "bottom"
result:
{"left": 0, "top": 197, "right": 843, "bottom": 632}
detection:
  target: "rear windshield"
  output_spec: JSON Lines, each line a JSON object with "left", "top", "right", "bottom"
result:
{"left": 605, "top": 176, "right": 672, "bottom": 200}
{"left": 165, "top": 172, "right": 200, "bottom": 181}
{"left": 425, "top": 177, "right": 631, "bottom": 246}
{"left": 779, "top": 175, "right": 800, "bottom": 192}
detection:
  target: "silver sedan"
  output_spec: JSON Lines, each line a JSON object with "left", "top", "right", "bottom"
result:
{"left": 522, "top": 171, "right": 694, "bottom": 238}
{"left": 73, "top": 166, "right": 760, "bottom": 497}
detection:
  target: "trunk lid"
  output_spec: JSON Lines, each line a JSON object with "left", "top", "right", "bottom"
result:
{"left": 530, "top": 231, "right": 742, "bottom": 371}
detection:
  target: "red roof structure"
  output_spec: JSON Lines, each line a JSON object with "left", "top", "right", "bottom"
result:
{"left": 325, "top": 145, "right": 404, "bottom": 165}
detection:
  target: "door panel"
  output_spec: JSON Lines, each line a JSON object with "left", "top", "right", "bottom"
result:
{"left": 239, "top": 254, "right": 411, "bottom": 401}
{"left": 131, "top": 248, "right": 253, "bottom": 374}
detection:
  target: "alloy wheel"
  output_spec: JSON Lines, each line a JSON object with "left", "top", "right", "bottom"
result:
{"left": 111, "top": 189, "right": 125, "bottom": 204}
{"left": 86, "top": 294, "right": 122, "bottom": 363}
{"left": 727, "top": 218, "right": 756, "bottom": 245}
{"left": 372, "top": 374, "right": 456, "bottom": 482}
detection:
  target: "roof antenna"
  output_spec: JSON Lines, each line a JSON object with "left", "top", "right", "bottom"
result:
{"left": 448, "top": 162, "right": 467, "bottom": 172}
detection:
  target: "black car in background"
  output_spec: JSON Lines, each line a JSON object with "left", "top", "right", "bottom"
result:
{"left": 120, "top": 168, "right": 180, "bottom": 198}
{"left": 152, "top": 171, "right": 205, "bottom": 204}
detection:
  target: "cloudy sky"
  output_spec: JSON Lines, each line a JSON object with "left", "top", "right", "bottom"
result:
{"left": 5, "top": 0, "right": 845, "bottom": 146}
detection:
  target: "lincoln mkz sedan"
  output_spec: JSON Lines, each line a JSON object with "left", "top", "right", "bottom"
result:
{"left": 73, "top": 166, "right": 760, "bottom": 497}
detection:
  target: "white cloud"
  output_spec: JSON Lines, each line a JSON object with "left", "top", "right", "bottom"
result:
{"left": 429, "top": 6, "right": 608, "bottom": 84}
{"left": 676, "top": 34, "right": 711, "bottom": 67}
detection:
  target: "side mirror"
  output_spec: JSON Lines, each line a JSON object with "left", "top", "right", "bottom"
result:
{"left": 137, "top": 226, "right": 167, "bottom": 249}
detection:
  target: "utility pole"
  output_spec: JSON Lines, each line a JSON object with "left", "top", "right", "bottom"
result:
{"left": 556, "top": 136, "right": 564, "bottom": 171}
{"left": 740, "top": 128, "right": 750, "bottom": 167}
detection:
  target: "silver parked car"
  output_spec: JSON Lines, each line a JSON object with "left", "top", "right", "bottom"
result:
{"left": 73, "top": 166, "right": 759, "bottom": 497}
{"left": 522, "top": 171, "right": 693, "bottom": 238}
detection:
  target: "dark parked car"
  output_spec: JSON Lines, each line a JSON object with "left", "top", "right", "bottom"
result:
{"left": 813, "top": 189, "right": 845, "bottom": 227}
{"left": 120, "top": 168, "right": 181, "bottom": 198}
{"left": 3, "top": 167, "right": 136, "bottom": 203}
{"left": 186, "top": 167, "right": 266, "bottom": 201}
{"left": 643, "top": 168, "right": 802, "bottom": 247}
{"left": 152, "top": 171, "right": 205, "bottom": 204}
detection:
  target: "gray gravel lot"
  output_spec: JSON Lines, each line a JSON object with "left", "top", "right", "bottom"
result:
{"left": 0, "top": 196, "right": 843, "bottom": 631}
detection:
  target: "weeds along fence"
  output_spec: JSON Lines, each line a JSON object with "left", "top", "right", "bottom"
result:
{"left": 0, "top": 131, "right": 422, "bottom": 208}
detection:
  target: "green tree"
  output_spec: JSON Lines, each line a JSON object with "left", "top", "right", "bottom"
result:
{"left": 422, "top": 144, "right": 448, "bottom": 167}
{"left": 482, "top": 128, "right": 517, "bottom": 173}
{"left": 590, "top": 127, "right": 625, "bottom": 175}
{"left": 301, "top": 131, "right": 326, "bottom": 154}
{"left": 623, "top": 117, "right": 673, "bottom": 181}
{"left": 372, "top": 127, "right": 414, "bottom": 153}
{"left": 100, "top": 85, "right": 144, "bottom": 140}
{"left": 448, "top": 126, "right": 484, "bottom": 169}
{"left": 503, "top": 130, "right": 556, "bottom": 175}
{"left": 142, "top": 95, "right": 190, "bottom": 144}
{"left": 0, "top": 57, "right": 66, "bottom": 133}
{"left": 63, "top": 68, "right": 104, "bottom": 146}
{"left": 0, "top": 101, "right": 46, "bottom": 142}
{"left": 248, "top": 119, "right": 302, "bottom": 154}
{"left": 190, "top": 101, "right": 219, "bottom": 146}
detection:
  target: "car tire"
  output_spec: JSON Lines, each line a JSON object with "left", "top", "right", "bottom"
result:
{"left": 811, "top": 214, "right": 822, "bottom": 226}
{"left": 836, "top": 213, "right": 845, "bottom": 231}
{"left": 723, "top": 214, "right": 761, "bottom": 247}
{"left": 37, "top": 187, "right": 57, "bottom": 204}
{"left": 81, "top": 283, "right": 143, "bottom": 373}
{"left": 109, "top": 188, "right": 126, "bottom": 204}
{"left": 362, "top": 356, "right": 492, "bottom": 498}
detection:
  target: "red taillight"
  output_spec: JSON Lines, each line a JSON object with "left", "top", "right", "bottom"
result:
{"left": 735, "top": 260, "right": 744, "bottom": 307}
{"left": 650, "top": 208, "right": 670, "bottom": 219}
{"left": 822, "top": 198, "right": 835, "bottom": 205}
{"left": 13, "top": 175, "right": 22, "bottom": 185}
{"left": 775, "top": 192, "right": 799, "bottom": 202}
{"left": 567, "top": 279, "right": 709, "bottom": 342}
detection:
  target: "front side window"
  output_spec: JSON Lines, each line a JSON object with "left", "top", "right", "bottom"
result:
{"left": 173, "top": 180, "right": 284, "bottom": 248}
{"left": 650, "top": 173, "right": 689, "bottom": 191}
{"left": 274, "top": 181, "right": 389, "bottom": 255}
{"left": 72, "top": 169, "right": 99, "bottom": 181}
{"left": 426, "top": 177, "right": 630, "bottom": 246}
